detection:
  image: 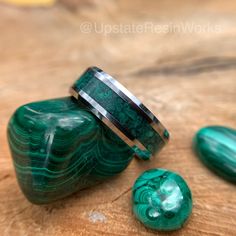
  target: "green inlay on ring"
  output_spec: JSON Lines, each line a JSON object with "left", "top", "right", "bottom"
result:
{"left": 7, "top": 97, "right": 134, "bottom": 204}
{"left": 73, "top": 68, "right": 166, "bottom": 160}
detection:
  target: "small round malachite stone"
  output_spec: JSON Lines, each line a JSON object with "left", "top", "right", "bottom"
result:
{"left": 132, "top": 169, "right": 192, "bottom": 231}
{"left": 193, "top": 126, "right": 236, "bottom": 183}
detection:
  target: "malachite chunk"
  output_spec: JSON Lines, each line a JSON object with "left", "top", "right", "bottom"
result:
{"left": 193, "top": 126, "right": 236, "bottom": 183}
{"left": 132, "top": 169, "right": 192, "bottom": 231}
{"left": 7, "top": 97, "right": 134, "bottom": 204}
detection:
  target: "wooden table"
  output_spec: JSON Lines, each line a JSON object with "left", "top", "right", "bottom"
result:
{"left": 0, "top": 1, "right": 236, "bottom": 235}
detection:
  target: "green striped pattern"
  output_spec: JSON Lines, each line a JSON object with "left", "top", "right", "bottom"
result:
{"left": 8, "top": 97, "right": 134, "bottom": 204}
{"left": 193, "top": 126, "right": 236, "bottom": 183}
{"left": 132, "top": 169, "right": 192, "bottom": 231}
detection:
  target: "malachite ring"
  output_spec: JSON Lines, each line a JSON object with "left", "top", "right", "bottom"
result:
{"left": 70, "top": 67, "right": 169, "bottom": 160}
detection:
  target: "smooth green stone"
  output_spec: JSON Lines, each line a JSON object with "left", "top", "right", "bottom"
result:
{"left": 193, "top": 126, "right": 236, "bottom": 183}
{"left": 7, "top": 97, "right": 134, "bottom": 204}
{"left": 132, "top": 169, "right": 192, "bottom": 231}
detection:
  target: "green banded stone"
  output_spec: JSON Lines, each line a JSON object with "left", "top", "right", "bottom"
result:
{"left": 193, "top": 126, "right": 236, "bottom": 183}
{"left": 8, "top": 97, "right": 134, "bottom": 204}
{"left": 132, "top": 169, "right": 192, "bottom": 231}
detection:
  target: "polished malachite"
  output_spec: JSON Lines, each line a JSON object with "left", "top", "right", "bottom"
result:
{"left": 72, "top": 67, "right": 168, "bottom": 160}
{"left": 193, "top": 126, "right": 236, "bottom": 183}
{"left": 132, "top": 169, "right": 192, "bottom": 231}
{"left": 7, "top": 97, "right": 134, "bottom": 204}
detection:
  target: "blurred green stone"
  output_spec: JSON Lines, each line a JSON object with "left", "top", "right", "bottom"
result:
{"left": 193, "top": 126, "right": 236, "bottom": 183}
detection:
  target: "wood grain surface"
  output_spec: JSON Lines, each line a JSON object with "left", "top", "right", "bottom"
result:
{"left": 0, "top": 0, "right": 236, "bottom": 235}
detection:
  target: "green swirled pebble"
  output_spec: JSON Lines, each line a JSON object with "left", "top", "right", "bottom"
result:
{"left": 7, "top": 97, "right": 134, "bottom": 204}
{"left": 193, "top": 126, "right": 236, "bottom": 183}
{"left": 132, "top": 169, "right": 192, "bottom": 231}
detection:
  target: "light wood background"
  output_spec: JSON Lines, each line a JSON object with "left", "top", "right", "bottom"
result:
{"left": 0, "top": 0, "right": 236, "bottom": 235}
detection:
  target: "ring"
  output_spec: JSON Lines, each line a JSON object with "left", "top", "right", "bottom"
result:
{"left": 70, "top": 67, "right": 169, "bottom": 160}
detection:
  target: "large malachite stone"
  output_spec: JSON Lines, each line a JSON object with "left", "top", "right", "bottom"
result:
{"left": 193, "top": 126, "right": 236, "bottom": 183}
{"left": 132, "top": 169, "right": 192, "bottom": 231}
{"left": 7, "top": 97, "right": 134, "bottom": 204}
